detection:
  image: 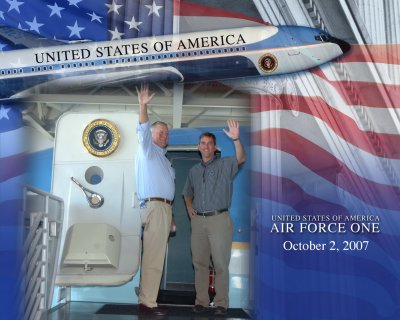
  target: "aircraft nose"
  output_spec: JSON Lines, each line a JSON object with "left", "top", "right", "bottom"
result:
{"left": 328, "top": 36, "right": 351, "bottom": 54}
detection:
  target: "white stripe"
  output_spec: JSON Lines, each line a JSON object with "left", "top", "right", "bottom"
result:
{"left": 324, "top": 62, "right": 400, "bottom": 85}
{"left": 251, "top": 110, "right": 400, "bottom": 185}
{"left": 178, "top": 16, "right": 262, "bottom": 33}
{"left": 299, "top": 71, "right": 400, "bottom": 135}
{"left": 0, "top": 127, "right": 26, "bottom": 157}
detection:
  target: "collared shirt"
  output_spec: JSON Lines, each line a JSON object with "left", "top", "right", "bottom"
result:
{"left": 135, "top": 121, "right": 175, "bottom": 201}
{"left": 182, "top": 156, "right": 238, "bottom": 212}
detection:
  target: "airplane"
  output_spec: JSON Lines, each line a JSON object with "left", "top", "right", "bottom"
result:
{"left": 0, "top": 24, "right": 350, "bottom": 100}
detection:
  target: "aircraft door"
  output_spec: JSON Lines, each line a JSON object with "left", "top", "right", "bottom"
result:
{"left": 52, "top": 112, "right": 142, "bottom": 286}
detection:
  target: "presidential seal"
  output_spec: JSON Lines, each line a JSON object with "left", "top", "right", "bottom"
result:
{"left": 259, "top": 53, "right": 278, "bottom": 73}
{"left": 82, "top": 119, "right": 120, "bottom": 157}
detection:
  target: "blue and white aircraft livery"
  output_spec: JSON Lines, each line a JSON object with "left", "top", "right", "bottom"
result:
{"left": 0, "top": 24, "right": 350, "bottom": 99}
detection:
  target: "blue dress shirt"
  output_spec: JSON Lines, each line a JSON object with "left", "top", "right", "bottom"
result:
{"left": 135, "top": 121, "right": 175, "bottom": 201}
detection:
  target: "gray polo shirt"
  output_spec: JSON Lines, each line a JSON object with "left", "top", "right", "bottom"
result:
{"left": 182, "top": 156, "right": 239, "bottom": 212}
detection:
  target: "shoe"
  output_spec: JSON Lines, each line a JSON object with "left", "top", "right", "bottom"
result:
{"left": 215, "top": 306, "right": 228, "bottom": 315}
{"left": 138, "top": 303, "right": 168, "bottom": 316}
{"left": 192, "top": 304, "right": 208, "bottom": 313}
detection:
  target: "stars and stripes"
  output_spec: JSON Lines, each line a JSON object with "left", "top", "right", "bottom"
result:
{"left": 250, "top": 42, "right": 400, "bottom": 319}
{"left": 0, "top": 0, "right": 174, "bottom": 47}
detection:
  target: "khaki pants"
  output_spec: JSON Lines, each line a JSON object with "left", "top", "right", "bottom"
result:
{"left": 139, "top": 201, "right": 172, "bottom": 307}
{"left": 191, "top": 211, "right": 233, "bottom": 309}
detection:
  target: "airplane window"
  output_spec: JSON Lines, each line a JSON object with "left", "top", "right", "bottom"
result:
{"left": 145, "top": 56, "right": 149, "bottom": 60}
{"left": 7, "top": 70, "right": 11, "bottom": 74}
{"left": 163, "top": 54, "right": 167, "bottom": 58}
{"left": 43, "top": 67, "right": 47, "bottom": 71}
{"left": 61, "top": 65, "right": 65, "bottom": 69}
{"left": 67, "top": 64, "right": 71, "bottom": 68}
{"left": 115, "top": 59, "right": 119, "bottom": 63}
{"left": 73, "top": 63, "right": 77, "bottom": 68}
{"left": 1, "top": 71, "right": 5, "bottom": 75}
{"left": 315, "top": 35, "right": 329, "bottom": 42}
{"left": 49, "top": 66, "right": 53, "bottom": 70}
{"left": 102, "top": 60, "right": 107, "bottom": 64}
{"left": 169, "top": 54, "right": 173, "bottom": 58}
{"left": 13, "top": 69, "right": 17, "bottom": 74}
{"left": 19, "top": 69, "right": 23, "bottom": 73}
{"left": 91, "top": 62, "right": 95, "bottom": 66}
{"left": 212, "top": 50, "right": 216, "bottom": 54}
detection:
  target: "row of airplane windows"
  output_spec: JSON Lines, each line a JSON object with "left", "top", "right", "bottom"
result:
{"left": 0, "top": 46, "right": 247, "bottom": 76}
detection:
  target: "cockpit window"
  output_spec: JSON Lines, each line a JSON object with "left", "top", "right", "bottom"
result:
{"left": 315, "top": 35, "right": 330, "bottom": 42}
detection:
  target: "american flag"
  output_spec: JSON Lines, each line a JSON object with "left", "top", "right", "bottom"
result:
{"left": 0, "top": 0, "right": 263, "bottom": 51}
{"left": 250, "top": 43, "right": 400, "bottom": 319}
{"left": 0, "top": 105, "right": 25, "bottom": 320}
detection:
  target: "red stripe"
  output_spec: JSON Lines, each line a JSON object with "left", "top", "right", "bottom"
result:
{"left": 338, "top": 44, "right": 400, "bottom": 65}
{"left": 250, "top": 94, "right": 400, "bottom": 159}
{"left": 0, "top": 153, "right": 25, "bottom": 183}
{"left": 252, "top": 129, "right": 400, "bottom": 211}
{"left": 251, "top": 171, "right": 349, "bottom": 214}
{"left": 311, "top": 67, "right": 399, "bottom": 108}
{"left": 177, "top": 0, "right": 269, "bottom": 25}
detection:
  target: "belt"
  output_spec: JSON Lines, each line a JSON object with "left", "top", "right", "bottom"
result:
{"left": 144, "top": 197, "right": 173, "bottom": 205}
{"left": 196, "top": 208, "right": 228, "bottom": 217}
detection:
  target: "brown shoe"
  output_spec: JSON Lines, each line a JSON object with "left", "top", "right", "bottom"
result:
{"left": 138, "top": 303, "right": 168, "bottom": 316}
{"left": 192, "top": 304, "right": 208, "bottom": 313}
{"left": 215, "top": 306, "right": 228, "bottom": 315}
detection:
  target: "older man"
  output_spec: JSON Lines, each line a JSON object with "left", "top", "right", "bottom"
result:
{"left": 135, "top": 84, "right": 175, "bottom": 316}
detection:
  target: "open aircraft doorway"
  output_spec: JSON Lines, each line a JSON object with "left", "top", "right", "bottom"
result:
{"left": 159, "top": 149, "right": 222, "bottom": 305}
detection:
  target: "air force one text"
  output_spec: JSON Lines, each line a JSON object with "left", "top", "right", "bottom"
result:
{"left": 0, "top": 25, "right": 350, "bottom": 99}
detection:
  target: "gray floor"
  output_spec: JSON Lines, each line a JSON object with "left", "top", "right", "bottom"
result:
{"left": 47, "top": 301, "right": 252, "bottom": 319}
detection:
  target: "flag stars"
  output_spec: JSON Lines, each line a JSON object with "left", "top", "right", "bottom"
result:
{"left": 67, "top": 0, "right": 82, "bottom": 7}
{"left": 67, "top": 20, "right": 85, "bottom": 38}
{"left": 108, "top": 27, "right": 124, "bottom": 40}
{"left": 106, "top": 1, "right": 123, "bottom": 15}
{"left": 7, "top": 0, "right": 24, "bottom": 13}
{"left": 146, "top": 1, "right": 163, "bottom": 17}
{"left": 125, "top": 16, "right": 142, "bottom": 31}
{"left": 0, "top": 106, "right": 11, "bottom": 120}
{"left": 47, "top": 2, "right": 65, "bottom": 18}
{"left": 87, "top": 11, "right": 103, "bottom": 23}
{"left": 25, "top": 17, "right": 44, "bottom": 34}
